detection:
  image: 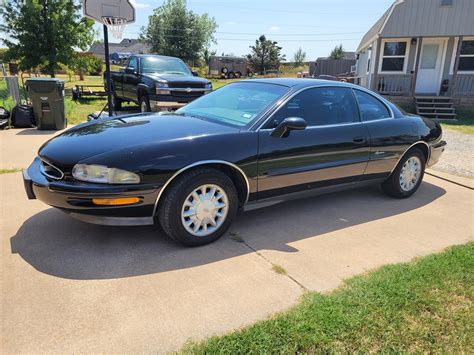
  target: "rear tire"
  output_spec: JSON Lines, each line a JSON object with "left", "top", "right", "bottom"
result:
{"left": 139, "top": 95, "right": 151, "bottom": 112}
{"left": 111, "top": 94, "right": 122, "bottom": 111}
{"left": 235, "top": 71, "right": 242, "bottom": 78}
{"left": 227, "top": 72, "right": 235, "bottom": 79}
{"left": 382, "top": 148, "right": 425, "bottom": 199}
{"left": 158, "top": 168, "right": 238, "bottom": 247}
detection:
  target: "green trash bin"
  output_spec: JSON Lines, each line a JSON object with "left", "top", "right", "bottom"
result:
{"left": 25, "top": 78, "right": 67, "bottom": 130}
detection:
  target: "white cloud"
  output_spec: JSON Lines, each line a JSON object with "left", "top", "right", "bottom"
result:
{"left": 130, "top": 0, "right": 150, "bottom": 9}
{"left": 268, "top": 26, "right": 280, "bottom": 32}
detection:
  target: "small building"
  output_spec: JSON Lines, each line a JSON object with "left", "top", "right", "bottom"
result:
{"left": 88, "top": 38, "right": 150, "bottom": 61}
{"left": 355, "top": 0, "right": 474, "bottom": 117}
{"left": 309, "top": 52, "right": 356, "bottom": 78}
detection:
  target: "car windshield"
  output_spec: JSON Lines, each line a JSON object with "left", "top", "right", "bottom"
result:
{"left": 141, "top": 57, "right": 191, "bottom": 75}
{"left": 176, "top": 82, "right": 290, "bottom": 127}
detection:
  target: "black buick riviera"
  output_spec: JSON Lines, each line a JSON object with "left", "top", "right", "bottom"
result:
{"left": 24, "top": 79, "right": 446, "bottom": 246}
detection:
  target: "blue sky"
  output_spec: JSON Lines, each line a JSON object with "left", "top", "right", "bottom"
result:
{"left": 101, "top": 0, "right": 395, "bottom": 60}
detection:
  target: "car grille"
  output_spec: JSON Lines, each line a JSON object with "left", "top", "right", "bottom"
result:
{"left": 168, "top": 82, "right": 206, "bottom": 89}
{"left": 40, "top": 159, "right": 64, "bottom": 180}
{"left": 171, "top": 91, "right": 204, "bottom": 97}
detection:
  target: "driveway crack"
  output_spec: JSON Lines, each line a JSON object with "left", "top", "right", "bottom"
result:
{"left": 233, "top": 235, "right": 307, "bottom": 291}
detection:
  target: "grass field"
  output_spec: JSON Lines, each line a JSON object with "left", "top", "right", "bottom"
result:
{"left": 440, "top": 113, "right": 474, "bottom": 135}
{"left": 182, "top": 242, "right": 474, "bottom": 353}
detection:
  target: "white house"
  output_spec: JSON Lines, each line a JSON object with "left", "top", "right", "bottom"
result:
{"left": 355, "top": 0, "right": 474, "bottom": 118}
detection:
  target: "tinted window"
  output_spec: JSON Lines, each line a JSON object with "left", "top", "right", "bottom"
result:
{"left": 271, "top": 87, "right": 359, "bottom": 127}
{"left": 140, "top": 57, "right": 191, "bottom": 75}
{"left": 354, "top": 90, "right": 391, "bottom": 121}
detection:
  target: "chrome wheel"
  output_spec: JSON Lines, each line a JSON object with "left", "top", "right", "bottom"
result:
{"left": 181, "top": 184, "right": 229, "bottom": 237}
{"left": 399, "top": 156, "right": 422, "bottom": 192}
{"left": 140, "top": 100, "right": 148, "bottom": 112}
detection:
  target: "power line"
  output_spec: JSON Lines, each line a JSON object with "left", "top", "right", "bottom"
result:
{"left": 125, "top": 24, "right": 364, "bottom": 37}
{"left": 121, "top": 30, "right": 360, "bottom": 42}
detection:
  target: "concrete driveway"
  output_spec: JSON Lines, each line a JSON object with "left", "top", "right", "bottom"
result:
{"left": 1, "top": 128, "right": 473, "bottom": 353}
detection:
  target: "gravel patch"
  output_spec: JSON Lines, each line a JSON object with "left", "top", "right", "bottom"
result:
{"left": 431, "top": 128, "right": 474, "bottom": 178}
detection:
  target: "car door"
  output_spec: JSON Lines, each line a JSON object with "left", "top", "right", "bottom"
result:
{"left": 123, "top": 56, "right": 139, "bottom": 101}
{"left": 257, "top": 86, "right": 371, "bottom": 200}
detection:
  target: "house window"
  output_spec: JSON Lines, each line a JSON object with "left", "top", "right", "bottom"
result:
{"left": 381, "top": 41, "right": 407, "bottom": 72}
{"left": 441, "top": 0, "right": 453, "bottom": 6}
{"left": 458, "top": 40, "right": 474, "bottom": 72}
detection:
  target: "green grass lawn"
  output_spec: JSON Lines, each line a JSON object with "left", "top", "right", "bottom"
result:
{"left": 182, "top": 242, "right": 474, "bottom": 353}
{"left": 440, "top": 114, "right": 474, "bottom": 135}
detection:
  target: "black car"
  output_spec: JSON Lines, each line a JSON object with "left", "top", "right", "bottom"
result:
{"left": 23, "top": 79, "right": 446, "bottom": 246}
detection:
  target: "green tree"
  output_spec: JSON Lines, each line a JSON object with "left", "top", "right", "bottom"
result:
{"left": 0, "top": 0, "right": 94, "bottom": 77}
{"left": 329, "top": 44, "right": 345, "bottom": 59}
{"left": 70, "top": 52, "right": 103, "bottom": 80}
{"left": 247, "top": 35, "right": 285, "bottom": 75}
{"left": 293, "top": 47, "right": 307, "bottom": 67}
{"left": 201, "top": 48, "right": 217, "bottom": 66}
{"left": 141, "top": 0, "right": 217, "bottom": 63}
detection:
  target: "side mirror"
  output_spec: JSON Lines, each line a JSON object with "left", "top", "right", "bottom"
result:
{"left": 192, "top": 70, "right": 199, "bottom": 77}
{"left": 271, "top": 117, "right": 307, "bottom": 138}
{"left": 125, "top": 67, "right": 136, "bottom": 75}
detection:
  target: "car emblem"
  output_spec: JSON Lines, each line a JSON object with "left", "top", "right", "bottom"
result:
{"left": 186, "top": 87, "right": 192, "bottom": 93}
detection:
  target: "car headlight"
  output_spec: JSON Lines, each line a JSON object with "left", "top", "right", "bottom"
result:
{"left": 72, "top": 164, "right": 140, "bottom": 184}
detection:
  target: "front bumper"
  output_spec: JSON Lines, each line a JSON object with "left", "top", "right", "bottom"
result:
{"left": 23, "top": 157, "right": 161, "bottom": 225}
{"left": 427, "top": 140, "right": 447, "bottom": 167}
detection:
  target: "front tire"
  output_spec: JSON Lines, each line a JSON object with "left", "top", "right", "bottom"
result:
{"left": 158, "top": 168, "right": 238, "bottom": 246}
{"left": 139, "top": 95, "right": 151, "bottom": 112}
{"left": 382, "top": 148, "right": 425, "bottom": 198}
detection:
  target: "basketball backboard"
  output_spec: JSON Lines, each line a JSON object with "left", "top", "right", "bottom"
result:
{"left": 83, "top": 0, "right": 136, "bottom": 24}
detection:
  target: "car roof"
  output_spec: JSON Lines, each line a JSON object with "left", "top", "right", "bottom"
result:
{"left": 242, "top": 78, "right": 358, "bottom": 89}
{"left": 133, "top": 54, "right": 183, "bottom": 60}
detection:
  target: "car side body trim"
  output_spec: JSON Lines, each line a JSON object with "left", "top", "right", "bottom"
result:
{"left": 152, "top": 160, "right": 251, "bottom": 216}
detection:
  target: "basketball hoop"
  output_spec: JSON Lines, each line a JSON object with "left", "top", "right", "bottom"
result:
{"left": 101, "top": 16, "right": 127, "bottom": 39}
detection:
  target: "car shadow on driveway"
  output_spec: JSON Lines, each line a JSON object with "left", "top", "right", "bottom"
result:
{"left": 10, "top": 182, "right": 446, "bottom": 280}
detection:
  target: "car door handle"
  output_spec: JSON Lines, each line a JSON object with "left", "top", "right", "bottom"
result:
{"left": 353, "top": 136, "right": 367, "bottom": 144}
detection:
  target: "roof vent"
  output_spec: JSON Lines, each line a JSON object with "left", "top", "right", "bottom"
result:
{"left": 441, "top": 0, "right": 453, "bottom": 6}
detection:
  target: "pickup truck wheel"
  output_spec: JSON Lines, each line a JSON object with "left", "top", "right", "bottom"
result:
{"left": 139, "top": 95, "right": 151, "bottom": 112}
{"left": 227, "top": 72, "right": 235, "bottom": 79}
{"left": 235, "top": 72, "right": 242, "bottom": 78}
{"left": 111, "top": 94, "right": 122, "bottom": 111}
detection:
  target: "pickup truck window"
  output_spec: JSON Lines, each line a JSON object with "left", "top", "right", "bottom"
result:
{"left": 141, "top": 57, "right": 191, "bottom": 76}
{"left": 176, "top": 82, "right": 289, "bottom": 128}
{"left": 128, "top": 57, "right": 138, "bottom": 71}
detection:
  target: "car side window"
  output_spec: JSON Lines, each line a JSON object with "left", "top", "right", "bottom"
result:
{"left": 353, "top": 90, "right": 391, "bottom": 121}
{"left": 128, "top": 57, "right": 138, "bottom": 71}
{"left": 270, "top": 87, "right": 359, "bottom": 127}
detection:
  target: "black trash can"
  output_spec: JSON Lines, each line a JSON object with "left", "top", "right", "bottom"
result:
{"left": 25, "top": 78, "right": 67, "bottom": 130}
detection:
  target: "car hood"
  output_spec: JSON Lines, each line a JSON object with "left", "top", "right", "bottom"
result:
{"left": 142, "top": 73, "right": 210, "bottom": 84}
{"left": 39, "top": 113, "right": 238, "bottom": 167}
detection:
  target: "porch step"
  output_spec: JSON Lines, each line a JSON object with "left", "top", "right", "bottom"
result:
{"left": 415, "top": 96, "right": 456, "bottom": 120}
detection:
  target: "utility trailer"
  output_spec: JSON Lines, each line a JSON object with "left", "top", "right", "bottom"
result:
{"left": 208, "top": 56, "right": 253, "bottom": 79}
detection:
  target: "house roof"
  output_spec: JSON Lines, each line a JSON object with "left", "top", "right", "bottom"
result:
{"left": 357, "top": 0, "right": 474, "bottom": 53}
{"left": 356, "top": 4, "right": 395, "bottom": 53}
{"left": 88, "top": 38, "right": 150, "bottom": 56}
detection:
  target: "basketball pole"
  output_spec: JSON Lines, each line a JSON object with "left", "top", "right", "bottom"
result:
{"left": 103, "top": 24, "right": 113, "bottom": 117}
